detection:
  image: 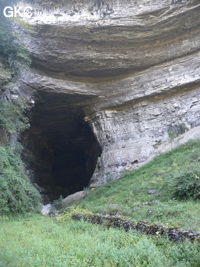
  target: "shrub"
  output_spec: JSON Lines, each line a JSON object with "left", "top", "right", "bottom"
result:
{"left": 0, "top": 145, "right": 41, "bottom": 213}
{"left": 168, "top": 123, "right": 189, "bottom": 140}
{"left": 0, "top": 0, "right": 31, "bottom": 75}
{"left": 57, "top": 206, "right": 92, "bottom": 222}
{"left": 0, "top": 99, "right": 30, "bottom": 134}
{"left": 171, "top": 170, "right": 200, "bottom": 200}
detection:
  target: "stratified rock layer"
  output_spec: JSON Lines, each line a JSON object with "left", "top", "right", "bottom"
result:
{"left": 20, "top": 0, "right": 200, "bottom": 185}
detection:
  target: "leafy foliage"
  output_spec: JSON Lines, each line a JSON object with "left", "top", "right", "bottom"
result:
{"left": 0, "top": 1, "right": 37, "bottom": 215}
{"left": 0, "top": 144, "right": 41, "bottom": 213}
{"left": 57, "top": 206, "right": 92, "bottom": 222}
{"left": 171, "top": 170, "right": 200, "bottom": 200}
{"left": 0, "top": 98, "right": 30, "bottom": 133}
{"left": 0, "top": 0, "right": 31, "bottom": 75}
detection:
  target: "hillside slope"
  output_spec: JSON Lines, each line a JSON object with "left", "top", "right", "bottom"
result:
{"left": 78, "top": 140, "right": 200, "bottom": 231}
{"left": 0, "top": 140, "right": 200, "bottom": 267}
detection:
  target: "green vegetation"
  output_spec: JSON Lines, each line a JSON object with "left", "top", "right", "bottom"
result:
{"left": 0, "top": 98, "right": 30, "bottom": 133}
{"left": 0, "top": 92, "right": 39, "bottom": 214}
{"left": 0, "top": 99, "right": 40, "bottom": 213}
{"left": 168, "top": 123, "right": 189, "bottom": 140}
{"left": 0, "top": 140, "right": 200, "bottom": 266}
{"left": 0, "top": 0, "right": 40, "bottom": 214}
{"left": 0, "top": 144, "right": 41, "bottom": 213}
{"left": 0, "top": 0, "right": 31, "bottom": 75}
{"left": 0, "top": 214, "right": 199, "bottom": 267}
{"left": 0, "top": 2, "right": 199, "bottom": 266}
{"left": 0, "top": 60, "right": 11, "bottom": 88}
{"left": 172, "top": 170, "right": 200, "bottom": 200}
{"left": 78, "top": 140, "right": 200, "bottom": 231}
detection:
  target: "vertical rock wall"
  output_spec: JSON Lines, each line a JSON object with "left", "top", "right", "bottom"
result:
{"left": 89, "top": 86, "right": 200, "bottom": 184}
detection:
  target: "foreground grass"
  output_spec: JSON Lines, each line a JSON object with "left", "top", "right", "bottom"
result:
{"left": 0, "top": 214, "right": 199, "bottom": 267}
{"left": 1, "top": 140, "right": 200, "bottom": 266}
{"left": 79, "top": 140, "right": 200, "bottom": 231}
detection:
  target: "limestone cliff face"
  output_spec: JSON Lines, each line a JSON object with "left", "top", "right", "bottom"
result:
{"left": 19, "top": 0, "right": 200, "bottom": 185}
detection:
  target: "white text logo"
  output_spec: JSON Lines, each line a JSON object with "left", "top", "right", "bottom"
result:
{"left": 3, "top": 6, "right": 33, "bottom": 18}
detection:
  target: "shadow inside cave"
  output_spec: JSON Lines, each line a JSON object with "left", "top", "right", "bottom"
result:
{"left": 22, "top": 91, "right": 101, "bottom": 203}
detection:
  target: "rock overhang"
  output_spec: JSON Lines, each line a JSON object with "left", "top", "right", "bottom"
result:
{"left": 19, "top": 0, "right": 200, "bottom": 79}
{"left": 17, "top": 0, "right": 200, "bottom": 187}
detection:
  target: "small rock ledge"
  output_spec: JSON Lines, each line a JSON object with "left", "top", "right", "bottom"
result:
{"left": 72, "top": 213, "right": 200, "bottom": 242}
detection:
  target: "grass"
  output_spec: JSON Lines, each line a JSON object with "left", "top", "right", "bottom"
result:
{"left": 0, "top": 140, "right": 200, "bottom": 266}
{"left": 0, "top": 214, "right": 199, "bottom": 267}
{"left": 78, "top": 140, "right": 200, "bottom": 231}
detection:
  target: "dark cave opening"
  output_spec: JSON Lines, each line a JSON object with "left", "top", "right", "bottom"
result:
{"left": 23, "top": 91, "right": 101, "bottom": 203}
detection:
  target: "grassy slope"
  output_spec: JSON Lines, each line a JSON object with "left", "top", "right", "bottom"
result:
{"left": 0, "top": 214, "right": 199, "bottom": 267}
{"left": 0, "top": 140, "right": 200, "bottom": 266}
{"left": 79, "top": 140, "right": 200, "bottom": 231}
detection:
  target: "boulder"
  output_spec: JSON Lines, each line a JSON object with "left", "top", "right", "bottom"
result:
{"left": 63, "top": 191, "right": 87, "bottom": 204}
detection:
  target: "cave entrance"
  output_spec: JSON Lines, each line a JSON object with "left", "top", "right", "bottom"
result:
{"left": 23, "top": 91, "right": 101, "bottom": 203}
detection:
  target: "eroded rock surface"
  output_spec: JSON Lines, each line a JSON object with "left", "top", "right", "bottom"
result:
{"left": 19, "top": 0, "right": 200, "bottom": 185}
{"left": 72, "top": 213, "right": 200, "bottom": 242}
